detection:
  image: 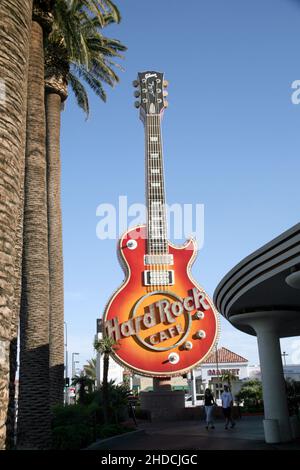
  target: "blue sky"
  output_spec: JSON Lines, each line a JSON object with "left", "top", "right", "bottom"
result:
{"left": 61, "top": 0, "right": 300, "bottom": 373}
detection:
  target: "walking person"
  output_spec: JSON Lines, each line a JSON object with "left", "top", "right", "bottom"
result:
{"left": 221, "top": 385, "right": 235, "bottom": 429}
{"left": 204, "top": 388, "right": 215, "bottom": 430}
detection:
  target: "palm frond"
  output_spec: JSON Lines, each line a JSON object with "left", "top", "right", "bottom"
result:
{"left": 90, "top": 57, "right": 119, "bottom": 86}
{"left": 68, "top": 71, "right": 90, "bottom": 117}
{"left": 84, "top": 0, "right": 121, "bottom": 24}
{"left": 72, "top": 63, "right": 107, "bottom": 101}
{"left": 94, "top": 336, "right": 118, "bottom": 354}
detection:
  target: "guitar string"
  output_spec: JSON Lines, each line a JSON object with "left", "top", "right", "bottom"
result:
{"left": 148, "top": 113, "right": 153, "bottom": 293}
{"left": 148, "top": 101, "right": 158, "bottom": 291}
{"left": 156, "top": 108, "right": 168, "bottom": 293}
{"left": 153, "top": 82, "right": 167, "bottom": 293}
{"left": 147, "top": 109, "right": 154, "bottom": 292}
{"left": 148, "top": 91, "right": 157, "bottom": 292}
{"left": 153, "top": 111, "right": 163, "bottom": 292}
{"left": 151, "top": 88, "right": 159, "bottom": 293}
{"left": 145, "top": 81, "right": 151, "bottom": 294}
{"left": 155, "top": 111, "right": 163, "bottom": 292}
{"left": 150, "top": 109, "right": 159, "bottom": 292}
{"left": 153, "top": 88, "right": 163, "bottom": 292}
{"left": 148, "top": 112, "right": 154, "bottom": 293}
{"left": 145, "top": 87, "right": 152, "bottom": 293}
{"left": 154, "top": 86, "right": 167, "bottom": 293}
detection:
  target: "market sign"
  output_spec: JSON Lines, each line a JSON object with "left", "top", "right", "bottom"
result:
{"left": 207, "top": 368, "right": 240, "bottom": 376}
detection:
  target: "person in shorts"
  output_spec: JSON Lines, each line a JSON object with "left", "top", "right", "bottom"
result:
{"left": 221, "top": 385, "right": 235, "bottom": 429}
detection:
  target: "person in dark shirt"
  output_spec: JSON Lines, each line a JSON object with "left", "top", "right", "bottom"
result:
{"left": 204, "top": 388, "right": 216, "bottom": 429}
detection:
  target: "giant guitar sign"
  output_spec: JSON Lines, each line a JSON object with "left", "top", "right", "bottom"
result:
{"left": 103, "top": 72, "right": 219, "bottom": 377}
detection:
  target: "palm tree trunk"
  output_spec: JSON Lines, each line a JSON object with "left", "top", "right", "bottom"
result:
{"left": 45, "top": 91, "right": 65, "bottom": 408}
{"left": 103, "top": 354, "right": 109, "bottom": 423}
{"left": 0, "top": 0, "right": 33, "bottom": 450}
{"left": 17, "top": 18, "right": 51, "bottom": 450}
{"left": 6, "top": 208, "right": 25, "bottom": 449}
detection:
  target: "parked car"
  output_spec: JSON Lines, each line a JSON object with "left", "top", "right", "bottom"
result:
{"left": 185, "top": 394, "right": 204, "bottom": 407}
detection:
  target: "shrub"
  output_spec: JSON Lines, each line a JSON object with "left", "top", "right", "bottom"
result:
{"left": 133, "top": 406, "right": 150, "bottom": 420}
{"left": 236, "top": 379, "right": 263, "bottom": 411}
{"left": 52, "top": 403, "right": 92, "bottom": 428}
{"left": 95, "top": 423, "right": 134, "bottom": 439}
{"left": 92, "top": 381, "right": 131, "bottom": 423}
{"left": 52, "top": 423, "right": 93, "bottom": 450}
{"left": 51, "top": 381, "right": 134, "bottom": 449}
{"left": 51, "top": 403, "right": 103, "bottom": 449}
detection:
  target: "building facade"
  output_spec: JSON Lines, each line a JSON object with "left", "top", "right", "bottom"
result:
{"left": 193, "top": 347, "right": 249, "bottom": 399}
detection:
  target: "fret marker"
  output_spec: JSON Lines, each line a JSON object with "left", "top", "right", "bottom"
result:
{"left": 151, "top": 153, "right": 159, "bottom": 158}
{"left": 151, "top": 169, "right": 160, "bottom": 174}
{"left": 150, "top": 137, "right": 158, "bottom": 142}
{"left": 151, "top": 183, "right": 160, "bottom": 187}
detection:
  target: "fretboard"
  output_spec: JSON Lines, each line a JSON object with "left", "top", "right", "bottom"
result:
{"left": 145, "top": 114, "right": 168, "bottom": 254}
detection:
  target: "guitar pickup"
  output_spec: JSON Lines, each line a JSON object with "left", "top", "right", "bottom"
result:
{"left": 143, "top": 270, "right": 175, "bottom": 286}
{"left": 144, "top": 254, "right": 174, "bottom": 265}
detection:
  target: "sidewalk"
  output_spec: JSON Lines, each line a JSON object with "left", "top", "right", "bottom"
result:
{"left": 91, "top": 416, "right": 300, "bottom": 450}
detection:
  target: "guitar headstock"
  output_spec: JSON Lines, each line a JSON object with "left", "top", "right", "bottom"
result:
{"left": 133, "top": 71, "right": 168, "bottom": 121}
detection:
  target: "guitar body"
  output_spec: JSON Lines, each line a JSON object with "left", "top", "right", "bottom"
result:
{"left": 103, "top": 225, "right": 219, "bottom": 377}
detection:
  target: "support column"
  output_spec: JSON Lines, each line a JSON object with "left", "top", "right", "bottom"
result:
{"left": 231, "top": 311, "right": 293, "bottom": 443}
{"left": 256, "top": 326, "right": 292, "bottom": 443}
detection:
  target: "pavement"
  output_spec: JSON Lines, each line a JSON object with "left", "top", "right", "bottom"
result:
{"left": 90, "top": 416, "right": 300, "bottom": 450}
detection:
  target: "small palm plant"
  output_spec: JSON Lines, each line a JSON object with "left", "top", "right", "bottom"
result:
{"left": 84, "top": 358, "right": 97, "bottom": 381}
{"left": 221, "top": 371, "right": 238, "bottom": 390}
{"left": 94, "top": 336, "right": 118, "bottom": 423}
{"left": 72, "top": 373, "right": 95, "bottom": 404}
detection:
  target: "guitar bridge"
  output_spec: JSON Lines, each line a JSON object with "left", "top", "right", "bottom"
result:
{"left": 143, "top": 270, "right": 175, "bottom": 286}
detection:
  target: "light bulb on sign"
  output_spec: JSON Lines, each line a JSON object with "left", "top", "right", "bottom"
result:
{"left": 168, "top": 352, "right": 180, "bottom": 364}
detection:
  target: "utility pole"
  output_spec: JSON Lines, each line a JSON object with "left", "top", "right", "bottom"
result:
{"left": 64, "top": 322, "right": 68, "bottom": 379}
{"left": 282, "top": 351, "right": 289, "bottom": 367}
{"left": 215, "top": 344, "right": 219, "bottom": 399}
{"left": 64, "top": 322, "right": 69, "bottom": 404}
{"left": 190, "top": 369, "right": 196, "bottom": 406}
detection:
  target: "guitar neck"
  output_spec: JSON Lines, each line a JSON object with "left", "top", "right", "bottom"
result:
{"left": 145, "top": 114, "right": 168, "bottom": 255}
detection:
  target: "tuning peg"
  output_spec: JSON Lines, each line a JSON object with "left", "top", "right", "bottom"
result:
{"left": 134, "top": 101, "right": 140, "bottom": 108}
{"left": 163, "top": 80, "right": 169, "bottom": 88}
{"left": 134, "top": 90, "right": 140, "bottom": 98}
{"left": 132, "top": 80, "right": 139, "bottom": 87}
{"left": 164, "top": 100, "right": 169, "bottom": 108}
{"left": 163, "top": 90, "right": 168, "bottom": 97}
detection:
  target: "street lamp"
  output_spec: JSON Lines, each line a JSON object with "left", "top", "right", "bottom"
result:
{"left": 72, "top": 352, "right": 79, "bottom": 379}
{"left": 64, "top": 322, "right": 68, "bottom": 380}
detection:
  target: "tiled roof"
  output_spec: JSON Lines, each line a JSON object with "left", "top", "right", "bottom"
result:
{"left": 202, "top": 347, "right": 248, "bottom": 364}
